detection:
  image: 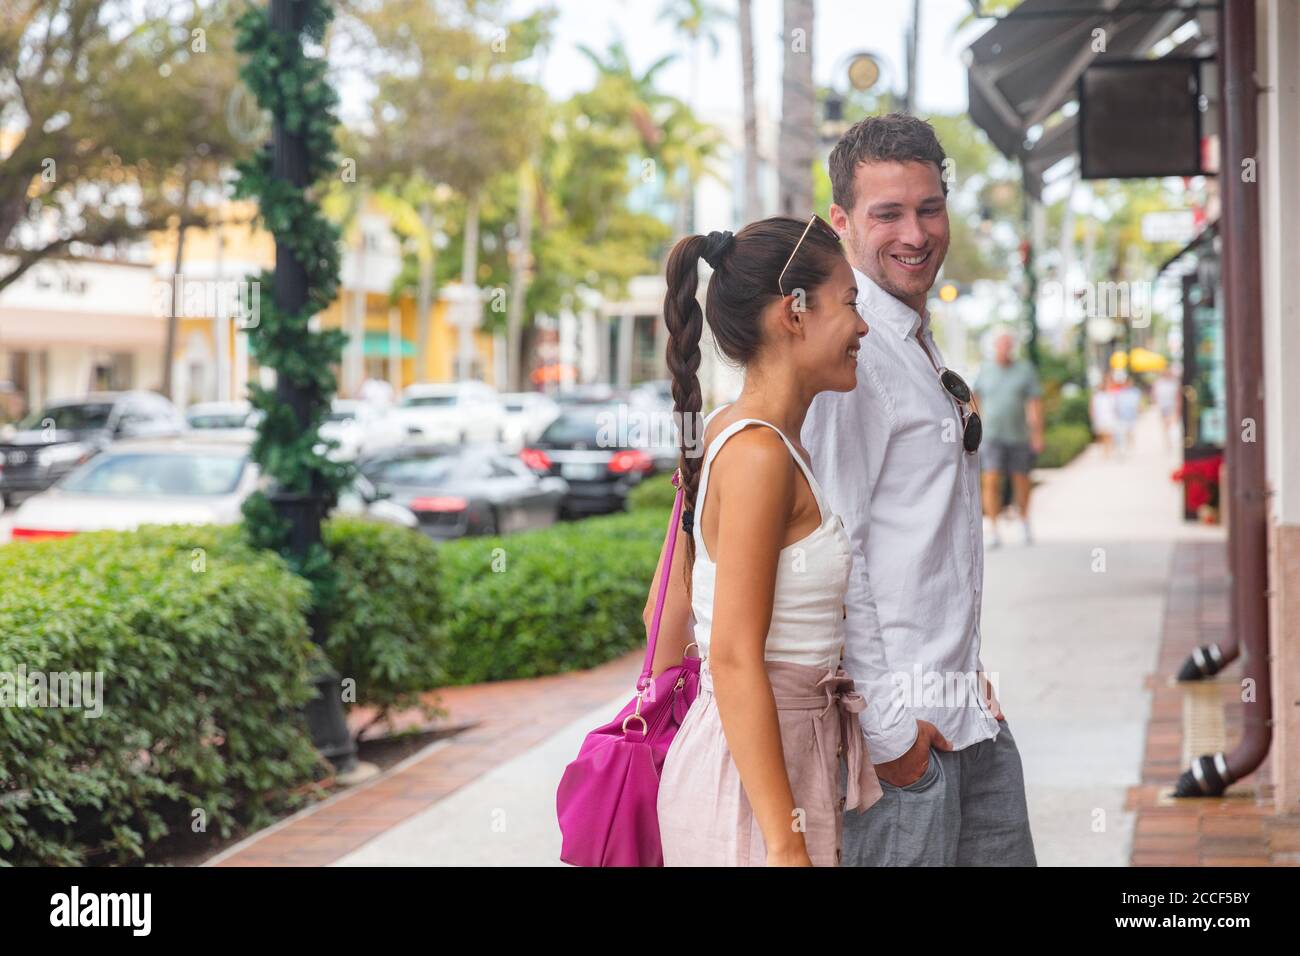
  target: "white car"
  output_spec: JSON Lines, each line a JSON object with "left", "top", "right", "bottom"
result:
{"left": 393, "top": 381, "right": 505, "bottom": 445}
{"left": 185, "top": 400, "right": 260, "bottom": 441}
{"left": 7, "top": 437, "right": 416, "bottom": 541}
{"left": 318, "top": 399, "right": 411, "bottom": 461}
{"left": 498, "top": 392, "right": 560, "bottom": 451}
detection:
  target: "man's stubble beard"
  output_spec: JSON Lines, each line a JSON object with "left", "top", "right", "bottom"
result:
{"left": 842, "top": 219, "right": 945, "bottom": 304}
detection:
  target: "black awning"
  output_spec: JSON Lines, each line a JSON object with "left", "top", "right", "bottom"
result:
{"left": 965, "top": 0, "right": 1208, "bottom": 196}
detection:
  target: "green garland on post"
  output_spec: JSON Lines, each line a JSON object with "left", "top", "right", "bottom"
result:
{"left": 233, "top": 0, "right": 351, "bottom": 603}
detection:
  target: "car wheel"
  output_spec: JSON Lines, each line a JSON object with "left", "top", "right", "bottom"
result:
{"left": 481, "top": 507, "right": 499, "bottom": 536}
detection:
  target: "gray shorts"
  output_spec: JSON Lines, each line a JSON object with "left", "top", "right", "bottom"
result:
{"left": 840, "top": 718, "right": 1037, "bottom": 866}
{"left": 981, "top": 440, "right": 1035, "bottom": 476}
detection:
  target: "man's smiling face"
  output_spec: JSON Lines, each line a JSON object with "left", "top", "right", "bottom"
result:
{"left": 829, "top": 160, "right": 950, "bottom": 312}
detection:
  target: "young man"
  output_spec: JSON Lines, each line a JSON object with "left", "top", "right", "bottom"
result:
{"left": 973, "top": 328, "right": 1044, "bottom": 547}
{"left": 803, "top": 113, "right": 1036, "bottom": 866}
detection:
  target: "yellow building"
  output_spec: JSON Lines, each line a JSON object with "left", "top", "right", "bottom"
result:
{"left": 153, "top": 198, "right": 497, "bottom": 407}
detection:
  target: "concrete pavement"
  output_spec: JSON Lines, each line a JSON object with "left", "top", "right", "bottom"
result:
{"left": 328, "top": 408, "right": 1217, "bottom": 866}
{"left": 982, "top": 410, "right": 1220, "bottom": 865}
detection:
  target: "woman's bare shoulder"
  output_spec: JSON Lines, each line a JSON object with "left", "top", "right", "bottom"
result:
{"left": 707, "top": 423, "right": 795, "bottom": 490}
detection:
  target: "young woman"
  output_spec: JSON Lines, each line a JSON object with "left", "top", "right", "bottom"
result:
{"left": 646, "top": 215, "right": 882, "bottom": 867}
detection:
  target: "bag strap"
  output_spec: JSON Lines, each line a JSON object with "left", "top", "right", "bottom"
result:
{"left": 638, "top": 469, "right": 685, "bottom": 693}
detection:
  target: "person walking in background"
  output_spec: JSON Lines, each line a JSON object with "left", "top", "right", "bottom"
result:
{"left": 806, "top": 113, "right": 1037, "bottom": 867}
{"left": 649, "top": 216, "right": 880, "bottom": 867}
{"left": 1152, "top": 366, "right": 1181, "bottom": 451}
{"left": 1111, "top": 370, "right": 1141, "bottom": 457}
{"left": 973, "top": 328, "right": 1043, "bottom": 548}
{"left": 1090, "top": 371, "right": 1118, "bottom": 457}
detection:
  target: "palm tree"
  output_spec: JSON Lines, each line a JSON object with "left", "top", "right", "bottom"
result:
{"left": 738, "top": 0, "right": 760, "bottom": 221}
{"left": 576, "top": 40, "right": 678, "bottom": 153}
{"left": 659, "top": 0, "right": 731, "bottom": 111}
{"left": 659, "top": 1, "right": 731, "bottom": 233}
{"left": 778, "top": 0, "right": 815, "bottom": 216}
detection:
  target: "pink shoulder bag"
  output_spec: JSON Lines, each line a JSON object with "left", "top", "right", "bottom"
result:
{"left": 555, "top": 470, "right": 700, "bottom": 867}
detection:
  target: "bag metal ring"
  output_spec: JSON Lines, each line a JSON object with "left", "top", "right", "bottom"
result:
{"left": 622, "top": 713, "right": 648, "bottom": 735}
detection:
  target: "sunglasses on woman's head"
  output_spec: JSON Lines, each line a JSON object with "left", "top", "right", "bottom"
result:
{"left": 778, "top": 213, "right": 839, "bottom": 297}
{"left": 939, "top": 368, "right": 982, "bottom": 453}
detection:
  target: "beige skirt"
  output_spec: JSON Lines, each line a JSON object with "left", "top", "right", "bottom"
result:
{"left": 657, "top": 658, "right": 883, "bottom": 867}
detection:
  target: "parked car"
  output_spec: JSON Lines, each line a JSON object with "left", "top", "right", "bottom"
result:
{"left": 185, "top": 400, "right": 260, "bottom": 440}
{"left": 0, "top": 391, "right": 185, "bottom": 509}
{"left": 520, "top": 403, "right": 655, "bottom": 516}
{"left": 629, "top": 379, "right": 673, "bottom": 411}
{"left": 332, "top": 472, "right": 419, "bottom": 530}
{"left": 318, "top": 399, "right": 412, "bottom": 461}
{"left": 554, "top": 383, "right": 624, "bottom": 406}
{"left": 498, "top": 391, "right": 561, "bottom": 451}
{"left": 359, "top": 443, "right": 567, "bottom": 539}
{"left": 392, "top": 381, "right": 505, "bottom": 445}
{"left": 7, "top": 437, "right": 416, "bottom": 540}
{"left": 8, "top": 437, "right": 257, "bottom": 539}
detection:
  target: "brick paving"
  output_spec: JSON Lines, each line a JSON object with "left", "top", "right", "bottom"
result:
{"left": 1128, "top": 540, "right": 1300, "bottom": 866}
{"left": 205, "top": 651, "right": 640, "bottom": 866}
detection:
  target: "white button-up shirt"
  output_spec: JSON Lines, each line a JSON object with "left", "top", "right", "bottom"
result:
{"left": 804, "top": 267, "right": 998, "bottom": 762}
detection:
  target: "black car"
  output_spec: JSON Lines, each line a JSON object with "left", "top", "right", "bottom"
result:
{"left": 358, "top": 444, "right": 568, "bottom": 539}
{"left": 0, "top": 391, "right": 185, "bottom": 508}
{"left": 521, "top": 403, "right": 655, "bottom": 517}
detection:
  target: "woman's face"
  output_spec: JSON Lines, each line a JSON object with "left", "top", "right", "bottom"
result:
{"left": 796, "top": 256, "right": 869, "bottom": 393}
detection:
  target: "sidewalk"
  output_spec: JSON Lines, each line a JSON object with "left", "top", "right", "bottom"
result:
{"left": 981, "top": 409, "right": 1220, "bottom": 865}
{"left": 205, "top": 653, "right": 639, "bottom": 866}
{"left": 207, "top": 409, "right": 1243, "bottom": 867}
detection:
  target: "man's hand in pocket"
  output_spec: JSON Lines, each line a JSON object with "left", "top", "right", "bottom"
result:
{"left": 875, "top": 720, "right": 951, "bottom": 787}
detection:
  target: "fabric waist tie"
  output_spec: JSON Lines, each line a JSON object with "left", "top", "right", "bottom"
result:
{"left": 699, "top": 657, "right": 878, "bottom": 813}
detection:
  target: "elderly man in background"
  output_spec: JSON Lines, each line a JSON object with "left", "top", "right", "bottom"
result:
{"left": 973, "top": 329, "right": 1043, "bottom": 547}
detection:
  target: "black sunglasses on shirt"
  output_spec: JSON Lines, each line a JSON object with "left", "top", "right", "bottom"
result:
{"left": 938, "top": 368, "right": 982, "bottom": 454}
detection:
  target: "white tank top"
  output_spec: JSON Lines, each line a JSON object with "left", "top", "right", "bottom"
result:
{"left": 689, "top": 410, "right": 853, "bottom": 671}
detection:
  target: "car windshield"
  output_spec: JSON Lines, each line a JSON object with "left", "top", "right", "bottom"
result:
{"left": 540, "top": 408, "right": 608, "bottom": 445}
{"left": 401, "top": 394, "right": 457, "bottom": 408}
{"left": 18, "top": 403, "right": 114, "bottom": 431}
{"left": 60, "top": 452, "right": 247, "bottom": 496}
{"left": 367, "top": 453, "right": 473, "bottom": 485}
{"left": 188, "top": 413, "right": 249, "bottom": 429}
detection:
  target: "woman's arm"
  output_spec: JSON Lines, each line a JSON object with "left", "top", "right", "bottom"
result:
{"left": 706, "top": 428, "right": 809, "bottom": 866}
{"left": 642, "top": 498, "right": 693, "bottom": 677}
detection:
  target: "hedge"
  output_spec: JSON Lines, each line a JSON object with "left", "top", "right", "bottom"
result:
{"left": 0, "top": 505, "right": 662, "bottom": 863}
{"left": 1037, "top": 422, "right": 1094, "bottom": 469}
{"left": 434, "top": 508, "right": 668, "bottom": 684}
{"left": 627, "top": 472, "right": 677, "bottom": 511}
{"left": 321, "top": 517, "right": 445, "bottom": 719}
{"left": 0, "top": 525, "right": 322, "bottom": 866}
{"left": 0, "top": 514, "right": 453, "bottom": 866}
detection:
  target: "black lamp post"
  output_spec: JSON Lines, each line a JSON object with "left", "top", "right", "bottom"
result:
{"left": 267, "top": 0, "right": 356, "bottom": 774}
